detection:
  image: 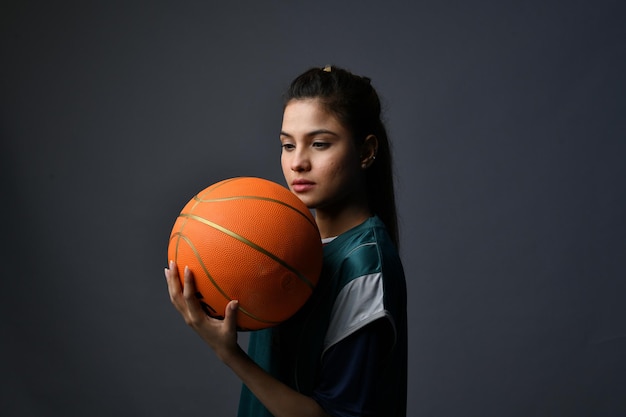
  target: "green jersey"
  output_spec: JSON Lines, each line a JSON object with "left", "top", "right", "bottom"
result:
{"left": 238, "top": 216, "right": 407, "bottom": 417}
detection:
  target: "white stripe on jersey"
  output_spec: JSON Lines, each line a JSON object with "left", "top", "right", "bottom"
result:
{"left": 322, "top": 272, "right": 393, "bottom": 355}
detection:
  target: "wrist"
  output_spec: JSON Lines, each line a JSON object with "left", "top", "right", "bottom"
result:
{"left": 217, "top": 342, "right": 246, "bottom": 364}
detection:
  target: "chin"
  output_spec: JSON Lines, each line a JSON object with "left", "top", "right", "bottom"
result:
{"left": 294, "top": 194, "right": 318, "bottom": 209}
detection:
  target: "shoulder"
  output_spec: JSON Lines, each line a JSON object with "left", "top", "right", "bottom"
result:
{"left": 322, "top": 217, "right": 405, "bottom": 354}
{"left": 324, "top": 216, "right": 401, "bottom": 284}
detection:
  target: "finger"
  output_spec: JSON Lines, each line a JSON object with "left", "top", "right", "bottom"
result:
{"left": 223, "top": 300, "right": 239, "bottom": 332}
{"left": 182, "top": 266, "right": 208, "bottom": 323}
{"left": 165, "top": 261, "right": 187, "bottom": 311}
{"left": 182, "top": 265, "right": 196, "bottom": 298}
{"left": 165, "top": 259, "right": 177, "bottom": 277}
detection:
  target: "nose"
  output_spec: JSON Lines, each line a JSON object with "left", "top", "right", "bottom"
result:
{"left": 290, "top": 148, "right": 311, "bottom": 172}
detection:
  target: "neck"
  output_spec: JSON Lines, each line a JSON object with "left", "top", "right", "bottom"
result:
{"left": 314, "top": 200, "right": 372, "bottom": 239}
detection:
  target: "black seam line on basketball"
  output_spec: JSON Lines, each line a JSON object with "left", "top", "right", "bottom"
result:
{"left": 169, "top": 232, "right": 280, "bottom": 325}
{"left": 192, "top": 195, "right": 317, "bottom": 230}
{"left": 178, "top": 212, "right": 316, "bottom": 290}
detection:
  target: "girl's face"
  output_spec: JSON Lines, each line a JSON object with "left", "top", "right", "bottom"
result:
{"left": 280, "top": 98, "right": 367, "bottom": 213}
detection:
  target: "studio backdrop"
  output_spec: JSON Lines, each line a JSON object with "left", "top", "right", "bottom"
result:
{"left": 2, "top": 1, "right": 625, "bottom": 416}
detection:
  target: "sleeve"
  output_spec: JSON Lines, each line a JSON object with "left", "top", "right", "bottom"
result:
{"left": 311, "top": 318, "right": 394, "bottom": 417}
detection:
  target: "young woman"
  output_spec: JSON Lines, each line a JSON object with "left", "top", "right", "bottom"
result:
{"left": 165, "top": 66, "right": 407, "bottom": 417}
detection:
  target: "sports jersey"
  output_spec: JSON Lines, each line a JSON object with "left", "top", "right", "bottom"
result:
{"left": 238, "top": 216, "right": 407, "bottom": 417}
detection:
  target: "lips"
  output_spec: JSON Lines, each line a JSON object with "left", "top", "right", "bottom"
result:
{"left": 291, "top": 179, "right": 315, "bottom": 193}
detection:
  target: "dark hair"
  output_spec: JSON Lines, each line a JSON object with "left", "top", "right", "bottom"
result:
{"left": 284, "top": 66, "right": 399, "bottom": 248}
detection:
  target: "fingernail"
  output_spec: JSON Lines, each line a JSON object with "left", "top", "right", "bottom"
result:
{"left": 169, "top": 260, "right": 174, "bottom": 268}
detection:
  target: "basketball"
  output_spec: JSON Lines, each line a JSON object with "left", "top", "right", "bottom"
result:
{"left": 167, "top": 177, "right": 323, "bottom": 330}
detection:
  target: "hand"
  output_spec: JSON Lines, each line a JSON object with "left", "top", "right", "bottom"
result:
{"left": 165, "top": 261, "right": 330, "bottom": 417}
{"left": 165, "top": 261, "right": 241, "bottom": 361}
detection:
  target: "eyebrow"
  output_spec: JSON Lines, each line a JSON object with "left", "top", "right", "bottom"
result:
{"left": 280, "top": 129, "right": 339, "bottom": 138}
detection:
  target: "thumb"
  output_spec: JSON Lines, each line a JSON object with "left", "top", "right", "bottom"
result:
{"left": 224, "top": 300, "right": 239, "bottom": 329}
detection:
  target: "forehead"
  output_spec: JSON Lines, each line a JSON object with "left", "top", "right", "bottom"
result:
{"left": 281, "top": 99, "right": 346, "bottom": 134}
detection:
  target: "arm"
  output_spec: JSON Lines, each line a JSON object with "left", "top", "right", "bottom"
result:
{"left": 165, "top": 261, "right": 331, "bottom": 417}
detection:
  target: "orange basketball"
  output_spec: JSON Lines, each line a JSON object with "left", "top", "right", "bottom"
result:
{"left": 167, "top": 177, "right": 323, "bottom": 330}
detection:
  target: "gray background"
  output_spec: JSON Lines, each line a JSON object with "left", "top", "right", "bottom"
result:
{"left": 2, "top": 1, "right": 625, "bottom": 416}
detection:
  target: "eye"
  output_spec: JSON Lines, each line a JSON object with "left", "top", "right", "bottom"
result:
{"left": 312, "top": 142, "right": 330, "bottom": 149}
{"left": 281, "top": 143, "right": 295, "bottom": 151}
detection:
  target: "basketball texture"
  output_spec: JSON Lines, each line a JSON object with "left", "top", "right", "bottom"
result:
{"left": 168, "top": 177, "right": 323, "bottom": 330}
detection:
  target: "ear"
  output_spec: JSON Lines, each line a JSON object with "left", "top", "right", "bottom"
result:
{"left": 360, "top": 135, "right": 378, "bottom": 169}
